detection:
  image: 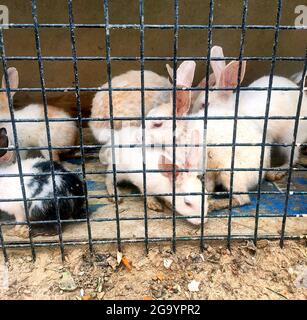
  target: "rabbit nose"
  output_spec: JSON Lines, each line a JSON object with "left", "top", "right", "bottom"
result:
{"left": 184, "top": 197, "right": 193, "bottom": 207}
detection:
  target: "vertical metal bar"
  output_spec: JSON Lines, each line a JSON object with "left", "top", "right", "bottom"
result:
{"left": 139, "top": 0, "right": 149, "bottom": 252}
{"left": 254, "top": 0, "right": 282, "bottom": 244}
{"left": 171, "top": 0, "right": 179, "bottom": 253}
{"left": 227, "top": 0, "right": 249, "bottom": 249}
{"left": 0, "top": 29, "right": 36, "bottom": 261}
{"left": 103, "top": 0, "right": 121, "bottom": 252}
{"left": 200, "top": 0, "right": 214, "bottom": 251}
{"left": 0, "top": 226, "right": 8, "bottom": 262}
{"left": 280, "top": 49, "right": 307, "bottom": 247}
{"left": 31, "top": 0, "right": 65, "bottom": 259}
{"left": 67, "top": 0, "right": 93, "bottom": 254}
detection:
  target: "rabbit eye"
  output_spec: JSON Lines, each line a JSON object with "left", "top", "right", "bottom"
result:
{"left": 184, "top": 198, "right": 193, "bottom": 207}
{"left": 153, "top": 122, "right": 163, "bottom": 128}
{"left": 201, "top": 102, "right": 209, "bottom": 109}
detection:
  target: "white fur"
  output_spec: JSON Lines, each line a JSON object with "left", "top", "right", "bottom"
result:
{"left": 0, "top": 104, "right": 78, "bottom": 160}
{"left": 102, "top": 126, "right": 208, "bottom": 225}
{"left": 145, "top": 56, "right": 272, "bottom": 208}
{"left": 145, "top": 106, "right": 271, "bottom": 208}
{"left": 0, "top": 158, "right": 54, "bottom": 222}
{"left": 193, "top": 48, "right": 307, "bottom": 167}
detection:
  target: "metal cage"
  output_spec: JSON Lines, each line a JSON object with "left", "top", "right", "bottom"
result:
{"left": 0, "top": 0, "right": 306, "bottom": 262}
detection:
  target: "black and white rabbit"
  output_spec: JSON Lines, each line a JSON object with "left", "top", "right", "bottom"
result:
{"left": 0, "top": 127, "right": 85, "bottom": 237}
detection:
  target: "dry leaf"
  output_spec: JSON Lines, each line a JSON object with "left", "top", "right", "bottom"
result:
{"left": 156, "top": 271, "right": 165, "bottom": 281}
{"left": 121, "top": 256, "right": 132, "bottom": 272}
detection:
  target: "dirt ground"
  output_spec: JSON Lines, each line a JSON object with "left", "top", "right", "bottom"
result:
{"left": 0, "top": 240, "right": 306, "bottom": 300}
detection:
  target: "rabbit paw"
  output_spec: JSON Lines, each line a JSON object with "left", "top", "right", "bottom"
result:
{"left": 7, "top": 225, "right": 29, "bottom": 239}
{"left": 107, "top": 196, "right": 124, "bottom": 204}
{"left": 266, "top": 170, "right": 287, "bottom": 182}
{"left": 147, "top": 197, "right": 164, "bottom": 212}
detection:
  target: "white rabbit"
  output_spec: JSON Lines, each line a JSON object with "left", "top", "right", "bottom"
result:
{"left": 194, "top": 46, "right": 307, "bottom": 180}
{"left": 90, "top": 70, "right": 170, "bottom": 144}
{"left": 102, "top": 126, "right": 208, "bottom": 225}
{"left": 145, "top": 61, "right": 271, "bottom": 211}
{"left": 0, "top": 127, "right": 85, "bottom": 238}
{"left": 0, "top": 67, "right": 78, "bottom": 161}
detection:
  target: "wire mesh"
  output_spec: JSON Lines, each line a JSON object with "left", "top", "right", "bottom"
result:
{"left": 0, "top": 0, "right": 306, "bottom": 261}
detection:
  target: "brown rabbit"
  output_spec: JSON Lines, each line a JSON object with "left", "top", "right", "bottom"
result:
{"left": 89, "top": 70, "right": 170, "bottom": 144}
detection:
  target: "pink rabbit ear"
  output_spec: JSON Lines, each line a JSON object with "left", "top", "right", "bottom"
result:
{"left": 166, "top": 61, "right": 196, "bottom": 87}
{"left": 2, "top": 67, "right": 19, "bottom": 97}
{"left": 220, "top": 60, "right": 247, "bottom": 89}
{"left": 158, "top": 155, "right": 181, "bottom": 180}
{"left": 210, "top": 46, "right": 226, "bottom": 86}
{"left": 175, "top": 89, "right": 191, "bottom": 116}
{"left": 171, "top": 61, "right": 196, "bottom": 116}
{"left": 176, "top": 61, "right": 196, "bottom": 87}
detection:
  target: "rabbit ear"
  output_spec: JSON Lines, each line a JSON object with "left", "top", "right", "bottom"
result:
{"left": 167, "top": 61, "right": 196, "bottom": 116}
{"left": 158, "top": 155, "right": 181, "bottom": 180}
{"left": 177, "top": 61, "right": 196, "bottom": 87}
{"left": 167, "top": 61, "right": 196, "bottom": 87}
{"left": 175, "top": 89, "right": 191, "bottom": 116}
{"left": 2, "top": 67, "right": 19, "bottom": 97}
{"left": 174, "top": 61, "right": 196, "bottom": 116}
{"left": 220, "top": 60, "right": 247, "bottom": 89}
{"left": 210, "top": 46, "right": 226, "bottom": 86}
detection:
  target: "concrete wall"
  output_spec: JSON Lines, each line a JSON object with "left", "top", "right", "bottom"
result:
{"left": 1, "top": 0, "right": 306, "bottom": 116}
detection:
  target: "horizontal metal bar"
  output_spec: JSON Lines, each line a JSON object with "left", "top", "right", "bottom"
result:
{"left": 3, "top": 23, "right": 307, "bottom": 30}
{"left": 1, "top": 141, "right": 307, "bottom": 155}
{"left": 0, "top": 86, "right": 304, "bottom": 93}
{"left": 1, "top": 115, "right": 307, "bottom": 123}
{"left": 0, "top": 188, "right": 306, "bottom": 204}
{"left": 1, "top": 212, "right": 305, "bottom": 227}
{"left": 0, "top": 164, "right": 306, "bottom": 179}
{"left": 4, "top": 55, "right": 306, "bottom": 62}
{"left": 1, "top": 234, "right": 304, "bottom": 251}
{"left": 0, "top": 165, "right": 306, "bottom": 179}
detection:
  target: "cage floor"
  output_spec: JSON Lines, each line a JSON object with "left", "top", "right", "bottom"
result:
{"left": 1, "top": 130, "right": 307, "bottom": 245}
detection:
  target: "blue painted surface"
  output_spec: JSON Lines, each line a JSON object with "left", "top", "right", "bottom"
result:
{"left": 87, "top": 180, "right": 107, "bottom": 191}
{"left": 89, "top": 203, "right": 108, "bottom": 212}
{"left": 210, "top": 177, "right": 307, "bottom": 217}
{"left": 84, "top": 167, "right": 307, "bottom": 217}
